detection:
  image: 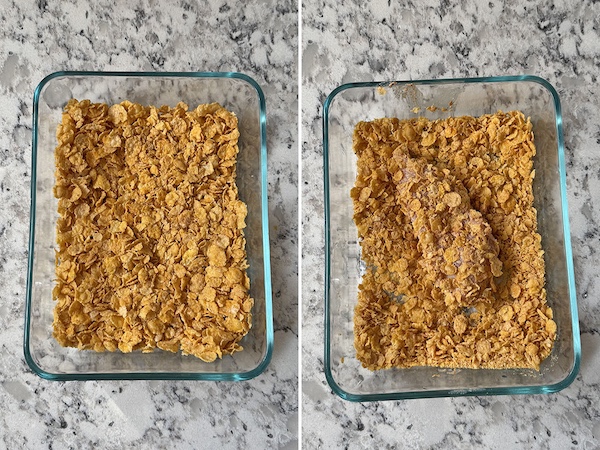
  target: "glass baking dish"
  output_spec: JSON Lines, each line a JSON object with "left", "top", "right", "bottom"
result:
{"left": 323, "top": 75, "right": 580, "bottom": 401}
{"left": 25, "top": 71, "right": 273, "bottom": 380}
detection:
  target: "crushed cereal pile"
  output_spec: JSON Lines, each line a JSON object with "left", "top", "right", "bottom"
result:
{"left": 53, "top": 99, "right": 253, "bottom": 362}
{"left": 351, "top": 111, "right": 556, "bottom": 370}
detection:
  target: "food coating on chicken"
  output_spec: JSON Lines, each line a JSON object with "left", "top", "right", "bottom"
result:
{"left": 391, "top": 146, "right": 503, "bottom": 306}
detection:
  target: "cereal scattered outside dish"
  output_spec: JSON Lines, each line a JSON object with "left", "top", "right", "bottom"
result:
{"left": 53, "top": 99, "right": 253, "bottom": 362}
{"left": 351, "top": 111, "right": 555, "bottom": 370}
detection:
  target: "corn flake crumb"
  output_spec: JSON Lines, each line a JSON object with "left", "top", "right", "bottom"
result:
{"left": 352, "top": 111, "right": 555, "bottom": 371}
{"left": 53, "top": 99, "right": 253, "bottom": 362}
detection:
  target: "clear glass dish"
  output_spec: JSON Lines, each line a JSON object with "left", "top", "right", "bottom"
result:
{"left": 323, "top": 75, "right": 580, "bottom": 401}
{"left": 25, "top": 71, "right": 273, "bottom": 380}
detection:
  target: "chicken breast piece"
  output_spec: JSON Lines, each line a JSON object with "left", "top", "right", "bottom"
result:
{"left": 391, "top": 146, "right": 502, "bottom": 306}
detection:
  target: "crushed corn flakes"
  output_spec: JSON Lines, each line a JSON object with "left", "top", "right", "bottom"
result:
{"left": 352, "top": 111, "right": 555, "bottom": 370}
{"left": 53, "top": 99, "right": 253, "bottom": 362}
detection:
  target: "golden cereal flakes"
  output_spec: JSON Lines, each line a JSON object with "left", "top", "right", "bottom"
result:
{"left": 53, "top": 99, "right": 253, "bottom": 362}
{"left": 352, "top": 111, "right": 555, "bottom": 370}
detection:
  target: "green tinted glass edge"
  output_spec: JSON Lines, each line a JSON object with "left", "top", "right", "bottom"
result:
{"left": 323, "top": 75, "right": 580, "bottom": 401}
{"left": 24, "top": 71, "right": 273, "bottom": 381}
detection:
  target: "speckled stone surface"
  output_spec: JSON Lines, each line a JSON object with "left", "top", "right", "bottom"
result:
{"left": 0, "top": 1, "right": 297, "bottom": 449}
{"left": 302, "top": 0, "right": 599, "bottom": 448}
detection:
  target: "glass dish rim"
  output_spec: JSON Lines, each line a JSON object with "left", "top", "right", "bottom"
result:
{"left": 323, "top": 75, "right": 580, "bottom": 401}
{"left": 25, "top": 70, "right": 273, "bottom": 381}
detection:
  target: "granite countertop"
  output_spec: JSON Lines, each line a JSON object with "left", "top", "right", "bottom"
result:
{"left": 0, "top": 1, "right": 297, "bottom": 449}
{"left": 302, "top": 0, "right": 600, "bottom": 448}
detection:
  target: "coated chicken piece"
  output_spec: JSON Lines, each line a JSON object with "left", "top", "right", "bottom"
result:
{"left": 391, "top": 146, "right": 503, "bottom": 306}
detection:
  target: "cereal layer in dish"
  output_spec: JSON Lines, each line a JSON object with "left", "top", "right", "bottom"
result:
{"left": 53, "top": 99, "right": 252, "bottom": 362}
{"left": 352, "top": 111, "right": 555, "bottom": 370}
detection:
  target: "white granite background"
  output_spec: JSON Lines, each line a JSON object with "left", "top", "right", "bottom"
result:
{"left": 0, "top": 1, "right": 297, "bottom": 449}
{"left": 302, "top": 0, "right": 600, "bottom": 448}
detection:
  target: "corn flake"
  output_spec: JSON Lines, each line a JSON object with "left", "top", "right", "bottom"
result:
{"left": 52, "top": 99, "right": 253, "bottom": 362}
{"left": 352, "top": 111, "right": 554, "bottom": 371}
